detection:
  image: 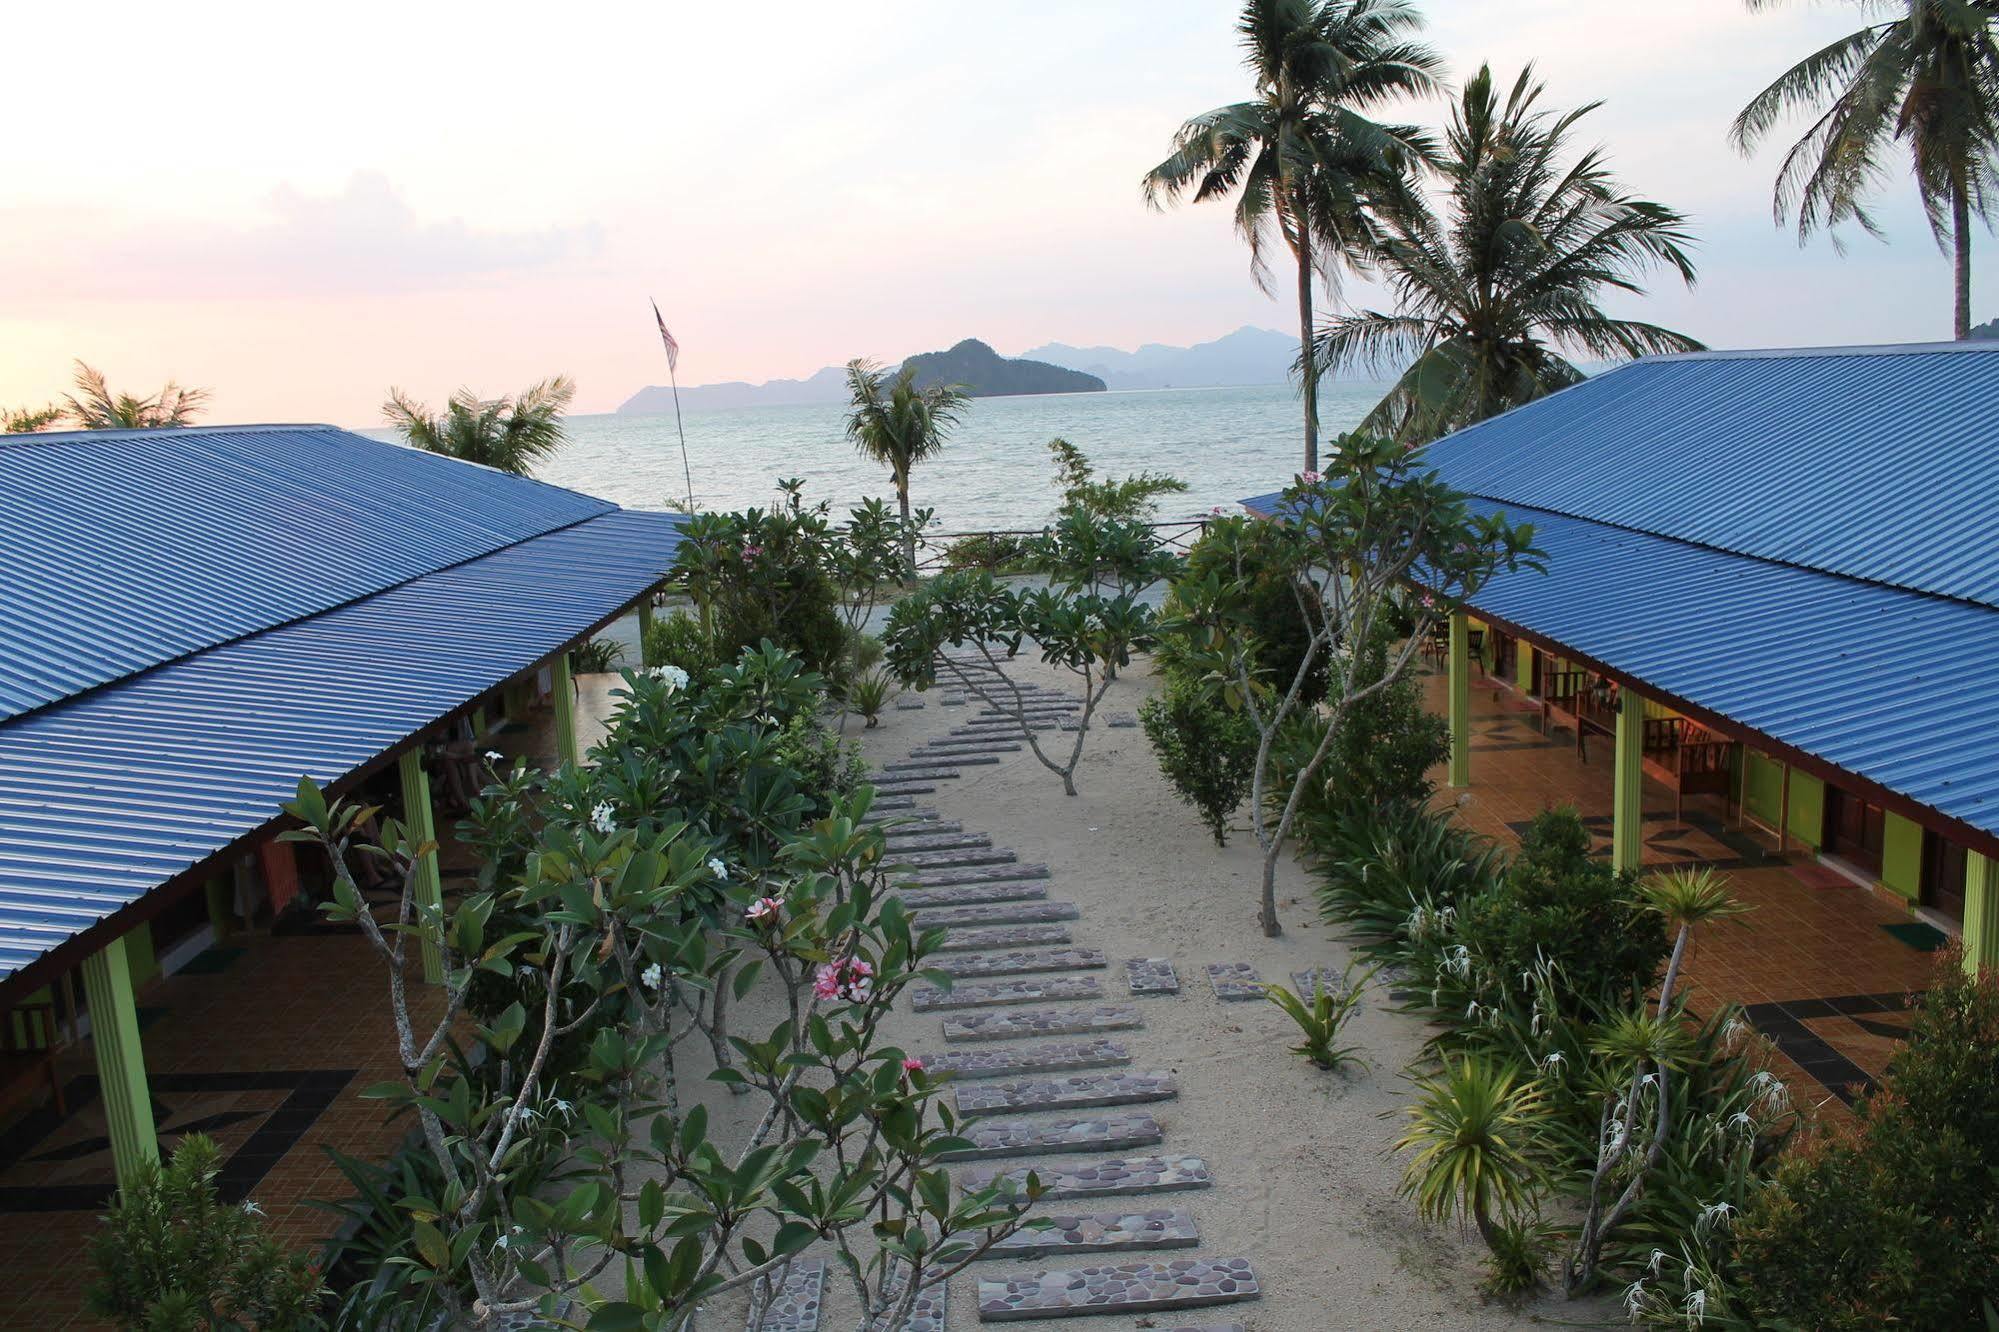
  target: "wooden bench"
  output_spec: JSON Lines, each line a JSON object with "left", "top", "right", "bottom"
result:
{"left": 1643, "top": 716, "right": 1737, "bottom": 820}
{"left": 1, "top": 1002, "right": 64, "bottom": 1119}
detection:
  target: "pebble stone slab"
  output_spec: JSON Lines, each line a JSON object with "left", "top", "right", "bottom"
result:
{"left": 873, "top": 766, "right": 965, "bottom": 783}
{"left": 904, "top": 1284, "right": 945, "bottom": 1332}
{"left": 938, "top": 1112, "right": 1165, "bottom": 1162}
{"left": 942, "top": 1003, "right": 1142, "bottom": 1042}
{"left": 991, "top": 1207, "right": 1199, "bottom": 1255}
{"left": 932, "top": 923, "right": 1074, "bottom": 952}
{"left": 915, "top": 901, "right": 1081, "bottom": 929}
{"left": 872, "top": 781, "right": 937, "bottom": 796}
{"left": 1106, "top": 712, "right": 1139, "bottom": 728}
{"left": 904, "top": 862, "right": 1050, "bottom": 887}
{"left": 912, "top": 974, "right": 1103, "bottom": 1012}
{"left": 886, "top": 754, "right": 1001, "bottom": 771}
{"left": 953, "top": 1070, "right": 1176, "bottom": 1118}
{"left": 882, "top": 821, "right": 967, "bottom": 841}
{"left": 1124, "top": 958, "right": 1179, "bottom": 996}
{"left": 960, "top": 1153, "right": 1213, "bottom": 1201}
{"left": 975, "top": 1257, "right": 1260, "bottom": 1322}
{"left": 899, "top": 881, "right": 1049, "bottom": 911}
{"left": 929, "top": 946, "right": 1107, "bottom": 979}
{"left": 888, "top": 847, "right": 1021, "bottom": 872}
{"left": 1291, "top": 966, "right": 1351, "bottom": 1002}
{"left": 1205, "top": 962, "right": 1266, "bottom": 1001}
{"left": 748, "top": 1258, "right": 825, "bottom": 1331}
{"left": 921, "top": 1037, "right": 1131, "bottom": 1079}
{"left": 941, "top": 693, "right": 967, "bottom": 707}
{"left": 882, "top": 830, "right": 988, "bottom": 852}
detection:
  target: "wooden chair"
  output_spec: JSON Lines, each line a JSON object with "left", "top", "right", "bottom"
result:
{"left": 0, "top": 1002, "right": 64, "bottom": 1118}
{"left": 1642, "top": 716, "right": 1737, "bottom": 820}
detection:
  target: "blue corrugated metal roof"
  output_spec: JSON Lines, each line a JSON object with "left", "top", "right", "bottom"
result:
{"left": 1415, "top": 341, "right": 1999, "bottom": 609}
{"left": 0, "top": 424, "right": 612, "bottom": 723}
{"left": 0, "top": 507, "right": 684, "bottom": 982}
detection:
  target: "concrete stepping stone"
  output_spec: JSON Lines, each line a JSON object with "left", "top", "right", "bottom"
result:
{"left": 861, "top": 797, "right": 921, "bottom": 816}
{"left": 976, "top": 1257, "right": 1260, "bottom": 1322}
{"left": 930, "top": 946, "right": 1107, "bottom": 979}
{"left": 917, "top": 901, "right": 1080, "bottom": 929}
{"left": 1205, "top": 962, "right": 1265, "bottom": 1001}
{"left": 942, "top": 693, "right": 967, "bottom": 707}
{"left": 1125, "top": 958, "right": 1179, "bottom": 996}
{"left": 882, "top": 821, "right": 967, "bottom": 842}
{"left": 923, "top": 1037, "right": 1130, "bottom": 1080}
{"left": 912, "top": 975, "right": 1103, "bottom": 1012}
{"left": 991, "top": 1207, "right": 1198, "bottom": 1256}
{"left": 882, "top": 830, "right": 987, "bottom": 852}
{"left": 943, "top": 1003, "right": 1141, "bottom": 1043}
{"left": 748, "top": 1258, "right": 824, "bottom": 1331}
{"left": 932, "top": 923, "right": 1073, "bottom": 952}
{"left": 872, "top": 766, "right": 964, "bottom": 783}
{"left": 915, "top": 738, "right": 1022, "bottom": 752}
{"left": 938, "top": 1111, "right": 1165, "bottom": 1161}
{"left": 962, "top": 1153, "right": 1212, "bottom": 1202}
{"left": 954, "top": 1070, "right": 1176, "bottom": 1118}
{"left": 888, "top": 846, "right": 1021, "bottom": 871}
{"left": 886, "top": 754, "right": 1000, "bottom": 771}
{"left": 872, "top": 781, "right": 938, "bottom": 796}
{"left": 894, "top": 695, "right": 926, "bottom": 710}
{"left": 1291, "top": 966, "right": 1350, "bottom": 1002}
{"left": 903, "top": 862, "right": 1050, "bottom": 888}
{"left": 900, "top": 882, "right": 1048, "bottom": 910}
{"left": 1106, "top": 713, "right": 1138, "bottom": 728}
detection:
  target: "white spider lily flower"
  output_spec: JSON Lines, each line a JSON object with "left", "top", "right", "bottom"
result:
{"left": 1684, "top": 1287, "right": 1708, "bottom": 1325}
{"left": 1622, "top": 1281, "right": 1646, "bottom": 1319}
{"left": 1726, "top": 1110, "right": 1754, "bottom": 1134}
{"left": 1541, "top": 1050, "right": 1565, "bottom": 1071}
{"left": 1695, "top": 1200, "right": 1736, "bottom": 1236}
{"left": 240, "top": 1199, "right": 265, "bottom": 1216}
{"left": 1465, "top": 1000, "right": 1482, "bottom": 1021}
{"left": 652, "top": 664, "right": 691, "bottom": 692}
{"left": 1647, "top": 1249, "right": 1667, "bottom": 1277}
{"left": 590, "top": 802, "right": 616, "bottom": 834}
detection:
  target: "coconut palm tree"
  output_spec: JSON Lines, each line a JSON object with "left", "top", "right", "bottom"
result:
{"left": 382, "top": 376, "right": 576, "bottom": 477}
{"left": 842, "top": 359, "right": 968, "bottom": 569}
{"left": 63, "top": 361, "right": 210, "bottom": 430}
{"left": 1316, "top": 65, "right": 1703, "bottom": 444}
{"left": 3, "top": 403, "right": 61, "bottom": 433}
{"left": 1143, "top": 0, "right": 1443, "bottom": 473}
{"left": 1732, "top": 0, "right": 1999, "bottom": 340}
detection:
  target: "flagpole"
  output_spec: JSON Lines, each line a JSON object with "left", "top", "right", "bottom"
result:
{"left": 668, "top": 359, "right": 693, "bottom": 511}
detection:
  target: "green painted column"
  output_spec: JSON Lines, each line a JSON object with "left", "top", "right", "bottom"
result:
{"left": 1965, "top": 853, "right": 1999, "bottom": 977}
{"left": 1613, "top": 688, "right": 1646, "bottom": 873}
{"left": 637, "top": 596, "right": 656, "bottom": 667}
{"left": 398, "top": 749, "right": 446, "bottom": 983}
{"left": 81, "top": 936, "right": 159, "bottom": 1186}
{"left": 1447, "top": 610, "right": 1471, "bottom": 788}
{"left": 552, "top": 653, "right": 580, "bottom": 766}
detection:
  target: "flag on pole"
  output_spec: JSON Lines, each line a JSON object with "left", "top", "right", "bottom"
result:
{"left": 651, "top": 299, "right": 679, "bottom": 373}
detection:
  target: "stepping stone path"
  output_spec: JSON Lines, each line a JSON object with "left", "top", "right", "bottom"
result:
{"left": 895, "top": 695, "right": 926, "bottom": 710}
{"left": 911, "top": 975, "right": 1103, "bottom": 1012}
{"left": 1125, "top": 957, "right": 1179, "bottom": 996}
{"left": 953, "top": 1070, "right": 1176, "bottom": 1118}
{"left": 1205, "top": 962, "right": 1265, "bottom": 1001}
{"left": 747, "top": 1259, "right": 826, "bottom": 1331}
{"left": 1106, "top": 713, "right": 1138, "bottom": 728}
{"left": 960, "top": 1153, "right": 1213, "bottom": 1201}
{"left": 868, "top": 677, "right": 1259, "bottom": 1328}
{"left": 922, "top": 1038, "right": 1131, "bottom": 1079}
{"left": 943, "top": 1003, "right": 1143, "bottom": 1042}
{"left": 932, "top": 923, "right": 1074, "bottom": 952}
{"left": 937, "top": 1112, "right": 1165, "bottom": 1162}
{"left": 989, "top": 1207, "right": 1199, "bottom": 1255}
{"left": 976, "top": 1257, "right": 1260, "bottom": 1322}
{"left": 1291, "top": 966, "right": 1350, "bottom": 1001}
{"left": 928, "top": 946, "right": 1106, "bottom": 979}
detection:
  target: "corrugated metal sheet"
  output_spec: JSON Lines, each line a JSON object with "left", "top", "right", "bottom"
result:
{"left": 0, "top": 507, "right": 685, "bottom": 981}
{"left": 0, "top": 425, "right": 612, "bottom": 723}
{"left": 1414, "top": 341, "right": 1999, "bottom": 610}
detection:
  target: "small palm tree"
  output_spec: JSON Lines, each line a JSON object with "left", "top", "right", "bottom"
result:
{"left": 1316, "top": 65, "right": 1702, "bottom": 444}
{"left": 1144, "top": 0, "right": 1442, "bottom": 473}
{"left": 3, "top": 403, "right": 62, "bottom": 433}
{"left": 843, "top": 359, "right": 967, "bottom": 569}
{"left": 382, "top": 376, "right": 576, "bottom": 477}
{"left": 1395, "top": 1054, "right": 1549, "bottom": 1254}
{"left": 63, "top": 361, "right": 210, "bottom": 430}
{"left": 1733, "top": 0, "right": 1999, "bottom": 339}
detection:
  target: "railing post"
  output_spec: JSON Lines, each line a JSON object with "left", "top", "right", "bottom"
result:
{"left": 81, "top": 935, "right": 159, "bottom": 1187}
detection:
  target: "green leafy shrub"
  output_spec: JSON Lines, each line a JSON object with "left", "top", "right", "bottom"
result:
{"left": 848, "top": 668, "right": 894, "bottom": 727}
{"left": 87, "top": 1135, "right": 326, "bottom": 1330}
{"left": 1264, "top": 963, "right": 1373, "bottom": 1070}
{"left": 569, "top": 636, "right": 626, "bottom": 673}
{"left": 941, "top": 531, "right": 1033, "bottom": 571}
{"left": 1279, "top": 632, "right": 1449, "bottom": 818}
{"left": 1160, "top": 508, "right": 1325, "bottom": 705}
{"left": 1139, "top": 682, "right": 1257, "bottom": 845}
{"left": 669, "top": 490, "right": 850, "bottom": 681}
{"left": 1306, "top": 798, "right": 1504, "bottom": 953}
{"left": 641, "top": 609, "right": 715, "bottom": 679}
{"left": 1395, "top": 1055, "right": 1551, "bottom": 1281}
{"left": 1727, "top": 963, "right": 1999, "bottom": 1331}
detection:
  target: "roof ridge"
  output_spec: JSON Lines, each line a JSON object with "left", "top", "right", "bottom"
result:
{"left": 0, "top": 422, "right": 350, "bottom": 449}
{"left": 1638, "top": 339, "right": 1999, "bottom": 364}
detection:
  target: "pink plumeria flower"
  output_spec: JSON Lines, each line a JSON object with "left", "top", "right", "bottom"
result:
{"left": 1209, "top": 505, "right": 1230, "bottom": 516}
{"left": 742, "top": 543, "right": 764, "bottom": 559}
{"left": 745, "top": 896, "right": 781, "bottom": 926}
{"left": 902, "top": 1056, "right": 925, "bottom": 1076}
{"left": 813, "top": 962, "right": 842, "bottom": 1000}
{"left": 814, "top": 957, "right": 876, "bottom": 1003}
{"left": 1299, "top": 469, "right": 1323, "bottom": 484}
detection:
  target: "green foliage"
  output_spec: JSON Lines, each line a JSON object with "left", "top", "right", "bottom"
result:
{"left": 668, "top": 484, "right": 850, "bottom": 681}
{"left": 844, "top": 358, "right": 968, "bottom": 562}
{"left": 1160, "top": 512, "right": 1323, "bottom": 705}
{"left": 87, "top": 1135, "right": 326, "bottom": 1330}
{"left": 570, "top": 637, "right": 627, "bottom": 674}
{"left": 1046, "top": 436, "right": 1187, "bottom": 522}
{"left": 1395, "top": 1056, "right": 1550, "bottom": 1253}
{"left": 1728, "top": 964, "right": 1999, "bottom": 1331}
{"left": 847, "top": 668, "right": 895, "bottom": 728}
{"left": 641, "top": 610, "right": 716, "bottom": 680}
{"left": 1305, "top": 797, "right": 1504, "bottom": 953}
{"left": 63, "top": 359, "right": 210, "bottom": 431}
{"left": 1139, "top": 682, "right": 1257, "bottom": 845}
{"left": 380, "top": 375, "right": 573, "bottom": 476}
{"left": 1263, "top": 964, "right": 1372, "bottom": 1071}
{"left": 940, "top": 531, "right": 1033, "bottom": 572}
{"left": 1482, "top": 1216, "right": 1557, "bottom": 1298}
{"left": 1272, "top": 632, "right": 1448, "bottom": 835}
{"left": 3, "top": 401, "right": 62, "bottom": 433}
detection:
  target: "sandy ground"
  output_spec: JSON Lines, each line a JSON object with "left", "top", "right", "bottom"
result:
{"left": 599, "top": 656, "right": 1610, "bottom": 1331}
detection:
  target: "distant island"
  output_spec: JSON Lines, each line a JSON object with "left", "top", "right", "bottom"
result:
{"left": 614, "top": 328, "right": 1289, "bottom": 415}
{"left": 901, "top": 339, "right": 1103, "bottom": 397}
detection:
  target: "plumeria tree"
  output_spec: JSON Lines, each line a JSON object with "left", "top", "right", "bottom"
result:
{"left": 1159, "top": 433, "right": 1541, "bottom": 935}
{"left": 288, "top": 654, "right": 1041, "bottom": 1329}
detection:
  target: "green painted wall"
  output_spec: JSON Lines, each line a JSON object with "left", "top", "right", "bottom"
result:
{"left": 1881, "top": 813, "right": 1924, "bottom": 902}
{"left": 1741, "top": 752, "right": 1824, "bottom": 848}
{"left": 1788, "top": 771, "right": 1825, "bottom": 849}
{"left": 1515, "top": 642, "right": 1533, "bottom": 691}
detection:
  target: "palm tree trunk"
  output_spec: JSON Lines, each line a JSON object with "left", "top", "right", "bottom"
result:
{"left": 898, "top": 476, "right": 917, "bottom": 574}
{"left": 1954, "top": 182, "right": 1973, "bottom": 341}
{"left": 1294, "top": 208, "right": 1320, "bottom": 474}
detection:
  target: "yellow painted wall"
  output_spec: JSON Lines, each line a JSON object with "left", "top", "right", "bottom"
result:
{"left": 1881, "top": 813, "right": 1924, "bottom": 902}
{"left": 1742, "top": 751, "right": 1824, "bottom": 848}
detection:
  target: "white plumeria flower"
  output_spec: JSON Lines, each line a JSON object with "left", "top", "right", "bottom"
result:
{"left": 484, "top": 749, "right": 503, "bottom": 762}
{"left": 651, "top": 664, "right": 691, "bottom": 692}
{"left": 708, "top": 857, "right": 729, "bottom": 881}
{"left": 641, "top": 962, "right": 663, "bottom": 991}
{"left": 590, "top": 802, "right": 616, "bottom": 834}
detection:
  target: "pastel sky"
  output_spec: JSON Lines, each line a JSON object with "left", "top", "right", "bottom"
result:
{"left": 0, "top": 0, "right": 1986, "bottom": 425}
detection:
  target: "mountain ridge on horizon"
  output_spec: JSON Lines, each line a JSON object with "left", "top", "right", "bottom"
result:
{"left": 615, "top": 326, "right": 1296, "bottom": 415}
